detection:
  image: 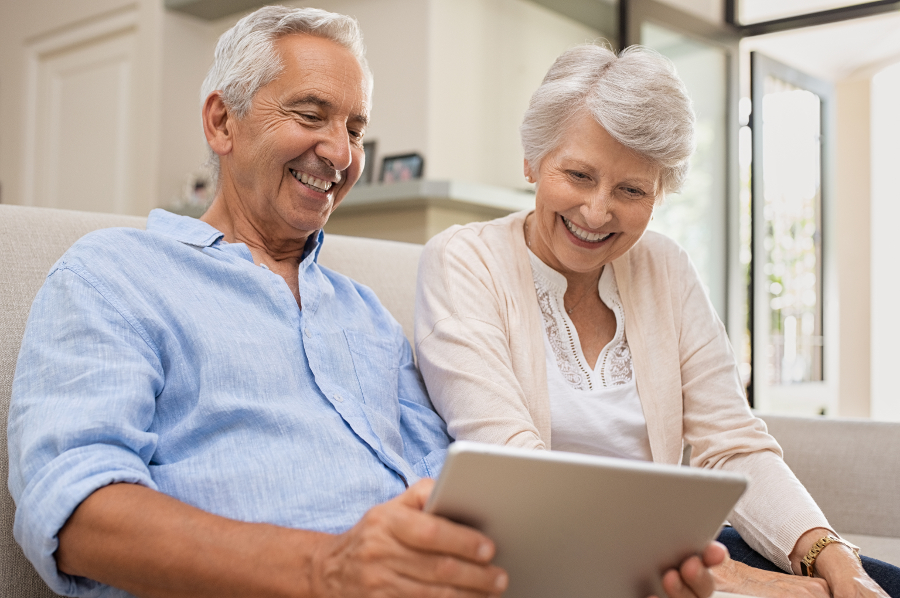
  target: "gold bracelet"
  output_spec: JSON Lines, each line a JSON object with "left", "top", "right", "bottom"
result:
{"left": 799, "top": 535, "right": 862, "bottom": 577}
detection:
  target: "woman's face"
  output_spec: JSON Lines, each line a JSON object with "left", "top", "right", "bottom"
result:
{"left": 526, "top": 112, "right": 661, "bottom": 278}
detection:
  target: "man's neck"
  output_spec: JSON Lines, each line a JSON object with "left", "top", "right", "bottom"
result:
{"left": 202, "top": 194, "right": 309, "bottom": 308}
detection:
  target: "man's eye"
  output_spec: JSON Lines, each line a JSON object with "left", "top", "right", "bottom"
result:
{"left": 297, "top": 112, "right": 322, "bottom": 122}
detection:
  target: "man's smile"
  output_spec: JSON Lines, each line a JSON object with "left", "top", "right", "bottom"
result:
{"left": 289, "top": 168, "right": 335, "bottom": 192}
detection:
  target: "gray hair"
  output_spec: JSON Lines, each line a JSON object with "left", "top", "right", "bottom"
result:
{"left": 520, "top": 43, "right": 695, "bottom": 194}
{"left": 201, "top": 6, "right": 372, "bottom": 178}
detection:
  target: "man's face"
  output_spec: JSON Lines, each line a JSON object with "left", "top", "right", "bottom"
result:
{"left": 222, "top": 34, "right": 370, "bottom": 242}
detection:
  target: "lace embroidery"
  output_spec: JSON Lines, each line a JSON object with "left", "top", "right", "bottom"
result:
{"left": 535, "top": 276, "right": 590, "bottom": 390}
{"left": 597, "top": 274, "right": 633, "bottom": 387}
{"left": 531, "top": 263, "right": 633, "bottom": 390}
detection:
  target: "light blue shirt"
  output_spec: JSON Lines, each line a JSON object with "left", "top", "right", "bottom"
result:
{"left": 8, "top": 209, "right": 450, "bottom": 597}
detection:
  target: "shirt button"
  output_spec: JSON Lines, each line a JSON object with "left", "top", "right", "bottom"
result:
{"left": 334, "top": 394, "right": 344, "bottom": 403}
{"left": 305, "top": 328, "right": 312, "bottom": 338}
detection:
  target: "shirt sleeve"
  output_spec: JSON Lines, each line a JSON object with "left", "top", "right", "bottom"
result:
{"left": 396, "top": 336, "right": 449, "bottom": 480}
{"left": 8, "top": 264, "right": 163, "bottom": 596}
{"left": 415, "top": 228, "right": 547, "bottom": 450}
{"left": 671, "top": 248, "right": 833, "bottom": 572}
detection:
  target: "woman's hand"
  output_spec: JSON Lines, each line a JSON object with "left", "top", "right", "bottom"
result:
{"left": 649, "top": 541, "right": 728, "bottom": 598}
{"left": 811, "top": 542, "right": 889, "bottom": 598}
{"left": 791, "top": 528, "right": 889, "bottom": 598}
{"left": 713, "top": 556, "right": 830, "bottom": 598}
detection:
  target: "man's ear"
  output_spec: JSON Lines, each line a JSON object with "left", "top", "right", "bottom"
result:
{"left": 202, "top": 91, "right": 234, "bottom": 157}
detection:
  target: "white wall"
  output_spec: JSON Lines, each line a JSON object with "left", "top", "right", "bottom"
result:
{"left": 834, "top": 76, "right": 871, "bottom": 418}
{"left": 426, "top": 0, "right": 602, "bottom": 190}
{"left": 0, "top": 0, "right": 165, "bottom": 214}
{"left": 870, "top": 61, "right": 900, "bottom": 421}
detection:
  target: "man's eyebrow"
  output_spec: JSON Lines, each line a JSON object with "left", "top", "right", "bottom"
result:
{"left": 284, "top": 94, "right": 332, "bottom": 109}
{"left": 284, "top": 94, "right": 369, "bottom": 127}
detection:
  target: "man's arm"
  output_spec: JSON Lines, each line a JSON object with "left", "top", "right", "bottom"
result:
{"left": 58, "top": 480, "right": 508, "bottom": 598}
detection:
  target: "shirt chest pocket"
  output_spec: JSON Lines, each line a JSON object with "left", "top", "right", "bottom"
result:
{"left": 344, "top": 330, "right": 401, "bottom": 424}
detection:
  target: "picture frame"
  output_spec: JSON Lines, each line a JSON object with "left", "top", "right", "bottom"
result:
{"left": 360, "top": 140, "right": 377, "bottom": 184}
{"left": 380, "top": 152, "right": 425, "bottom": 183}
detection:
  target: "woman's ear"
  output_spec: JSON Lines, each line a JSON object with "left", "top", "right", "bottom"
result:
{"left": 202, "top": 91, "right": 233, "bottom": 158}
{"left": 524, "top": 159, "right": 535, "bottom": 183}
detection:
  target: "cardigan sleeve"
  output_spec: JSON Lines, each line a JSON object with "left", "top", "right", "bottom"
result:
{"left": 669, "top": 243, "right": 833, "bottom": 572}
{"left": 415, "top": 225, "right": 548, "bottom": 449}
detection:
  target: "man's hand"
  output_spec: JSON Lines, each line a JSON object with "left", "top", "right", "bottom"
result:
{"left": 57, "top": 481, "right": 506, "bottom": 598}
{"left": 651, "top": 541, "right": 728, "bottom": 598}
{"left": 311, "top": 479, "right": 508, "bottom": 597}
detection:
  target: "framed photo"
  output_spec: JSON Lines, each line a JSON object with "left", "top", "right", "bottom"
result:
{"left": 380, "top": 152, "right": 424, "bottom": 184}
{"left": 360, "top": 140, "right": 377, "bottom": 184}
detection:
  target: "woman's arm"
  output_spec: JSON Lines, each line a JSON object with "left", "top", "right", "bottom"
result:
{"left": 668, "top": 245, "right": 888, "bottom": 597}
{"left": 415, "top": 223, "right": 549, "bottom": 449}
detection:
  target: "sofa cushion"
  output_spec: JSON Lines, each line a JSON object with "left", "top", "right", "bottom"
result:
{"left": 760, "top": 413, "right": 900, "bottom": 558}
{"left": 1, "top": 205, "right": 146, "bottom": 597}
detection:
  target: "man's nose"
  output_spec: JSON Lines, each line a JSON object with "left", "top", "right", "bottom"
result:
{"left": 316, "top": 122, "right": 353, "bottom": 173}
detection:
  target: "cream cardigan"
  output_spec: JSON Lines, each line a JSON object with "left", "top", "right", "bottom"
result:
{"left": 415, "top": 210, "right": 831, "bottom": 572}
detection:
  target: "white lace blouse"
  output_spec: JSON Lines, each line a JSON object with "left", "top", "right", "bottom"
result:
{"left": 528, "top": 251, "right": 652, "bottom": 461}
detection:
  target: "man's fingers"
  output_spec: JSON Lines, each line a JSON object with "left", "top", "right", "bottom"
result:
{"left": 389, "top": 483, "right": 496, "bottom": 565}
{"left": 386, "top": 549, "right": 508, "bottom": 594}
{"left": 396, "top": 478, "right": 436, "bottom": 511}
{"left": 390, "top": 571, "right": 507, "bottom": 598}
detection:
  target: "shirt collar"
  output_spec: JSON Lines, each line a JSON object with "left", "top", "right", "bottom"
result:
{"left": 147, "top": 208, "right": 325, "bottom": 263}
{"left": 147, "top": 209, "right": 224, "bottom": 247}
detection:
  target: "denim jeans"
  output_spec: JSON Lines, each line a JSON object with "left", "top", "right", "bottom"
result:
{"left": 717, "top": 526, "right": 900, "bottom": 597}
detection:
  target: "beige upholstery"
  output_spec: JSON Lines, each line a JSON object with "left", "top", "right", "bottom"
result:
{"left": 0, "top": 204, "right": 897, "bottom": 596}
{"left": 760, "top": 414, "right": 900, "bottom": 565}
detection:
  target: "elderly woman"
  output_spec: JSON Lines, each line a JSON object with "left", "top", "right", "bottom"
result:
{"left": 415, "top": 44, "right": 898, "bottom": 598}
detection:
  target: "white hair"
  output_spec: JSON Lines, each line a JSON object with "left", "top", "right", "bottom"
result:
{"left": 201, "top": 5, "right": 372, "bottom": 178}
{"left": 520, "top": 43, "right": 695, "bottom": 194}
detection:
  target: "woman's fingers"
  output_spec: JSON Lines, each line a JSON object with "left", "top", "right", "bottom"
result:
{"left": 664, "top": 554, "right": 717, "bottom": 598}
{"left": 702, "top": 541, "right": 728, "bottom": 568}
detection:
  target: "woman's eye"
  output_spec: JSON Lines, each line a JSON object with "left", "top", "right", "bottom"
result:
{"left": 623, "top": 186, "right": 644, "bottom": 196}
{"left": 568, "top": 171, "right": 589, "bottom": 180}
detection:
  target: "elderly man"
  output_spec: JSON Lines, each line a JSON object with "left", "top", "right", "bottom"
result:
{"left": 8, "top": 6, "right": 723, "bottom": 598}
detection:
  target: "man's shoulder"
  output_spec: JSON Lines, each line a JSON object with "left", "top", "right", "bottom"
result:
{"left": 53, "top": 225, "right": 188, "bottom": 276}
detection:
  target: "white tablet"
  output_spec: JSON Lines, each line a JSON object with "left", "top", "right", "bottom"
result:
{"left": 425, "top": 441, "right": 747, "bottom": 598}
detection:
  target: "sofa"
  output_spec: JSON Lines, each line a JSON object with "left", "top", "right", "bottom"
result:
{"left": 1, "top": 204, "right": 898, "bottom": 596}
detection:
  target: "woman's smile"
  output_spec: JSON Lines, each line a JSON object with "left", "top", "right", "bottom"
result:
{"left": 561, "top": 215, "right": 614, "bottom": 244}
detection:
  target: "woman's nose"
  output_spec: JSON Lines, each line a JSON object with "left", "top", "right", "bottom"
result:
{"left": 581, "top": 192, "right": 614, "bottom": 229}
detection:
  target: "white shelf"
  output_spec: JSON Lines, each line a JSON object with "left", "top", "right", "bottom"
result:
{"left": 343, "top": 179, "right": 535, "bottom": 213}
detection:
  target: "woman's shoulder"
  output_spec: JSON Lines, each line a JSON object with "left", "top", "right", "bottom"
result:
{"left": 624, "top": 230, "right": 693, "bottom": 269}
{"left": 426, "top": 210, "right": 528, "bottom": 253}
{"left": 422, "top": 210, "right": 530, "bottom": 268}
